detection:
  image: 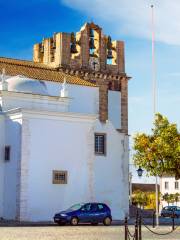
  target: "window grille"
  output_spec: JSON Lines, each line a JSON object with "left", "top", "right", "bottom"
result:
{"left": 53, "top": 170, "right": 67, "bottom": 184}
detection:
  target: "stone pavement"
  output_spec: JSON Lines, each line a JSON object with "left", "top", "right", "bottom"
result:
{"left": 0, "top": 225, "right": 179, "bottom": 240}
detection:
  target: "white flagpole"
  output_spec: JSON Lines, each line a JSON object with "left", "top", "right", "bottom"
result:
{"left": 151, "top": 4, "right": 159, "bottom": 227}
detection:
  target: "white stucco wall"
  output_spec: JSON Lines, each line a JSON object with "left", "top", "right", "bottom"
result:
{"left": 3, "top": 113, "right": 22, "bottom": 219}
{"left": 94, "top": 121, "right": 129, "bottom": 220}
{"left": 1, "top": 80, "right": 122, "bottom": 132}
{"left": 17, "top": 110, "right": 128, "bottom": 221}
{"left": 46, "top": 82, "right": 121, "bottom": 130}
{"left": 20, "top": 110, "right": 97, "bottom": 221}
{"left": 45, "top": 82, "right": 99, "bottom": 115}
{"left": 108, "top": 90, "right": 121, "bottom": 129}
{"left": 0, "top": 91, "right": 69, "bottom": 113}
{"left": 0, "top": 114, "right": 5, "bottom": 217}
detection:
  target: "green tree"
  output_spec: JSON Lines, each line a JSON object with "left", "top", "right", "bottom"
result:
{"left": 162, "top": 193, "right": 177, "bottom": 205}
{"left": 174, "top": 193, "right": 180, "bottom": 205}
{"left": 132, "top": 190, "right": 160, "bottom": 209}
{"left": 133, "top": 113, "right": 180, "bottom": 179}
{"left": 169, "top": 194, "right": 175, "bottom": 204}
{"left": 143, "top": 192, "right": 155, "bottom": 209}
{"left": 145, "top": 192, "right": 159, "bottom": 209}
{"left": 132, "top": 190, "right": 148, "bottom": 208}
{"left": 162, "top": 193, "right": 170, "bottom": 206}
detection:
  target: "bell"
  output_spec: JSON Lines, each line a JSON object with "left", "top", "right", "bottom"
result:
{"left": 40, "top": 43, "right": 44, "bottom": 53}
{"left": 70, "top": 32, "right": 78, "bottom": 54}
{"left": 107, "top": 36, "right": 112, "bottom": 49}
{"left": 52, "top": 33, "right": 56, "bottom": 49}
{"left": 89, "top": 38, "right": 95, "bottom": 49}
{"left": 71, "top": 43, "right": 78, "bottom": 54}
{"left": 107, "top": 49, "right": 113, "bottom": 59}
{"left": 89, "top": 28, "right": 94, "bottom": 38}
{"left": 51, "top": 38, "right": 56, "bottom": 49}
{"left": 71, "top": 32, "right": 76, "bottom": 41}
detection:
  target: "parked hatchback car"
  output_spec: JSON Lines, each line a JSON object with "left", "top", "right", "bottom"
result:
{"left": 53, "top": 202, "right": 112, "bottom": 226}
{"left": 161, "top": 206, "right": 180, "bottom": 218}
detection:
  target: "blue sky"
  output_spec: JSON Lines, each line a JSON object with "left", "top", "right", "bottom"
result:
{"left": 1, "top": 0, "right": 180, "bottom": 144}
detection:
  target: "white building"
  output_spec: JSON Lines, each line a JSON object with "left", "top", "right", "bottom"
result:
{"left": 0, "top": 22, "right": 130, "bottom": 221}
{"left": 160, "top": 176, "right": 180, "bottom": 207}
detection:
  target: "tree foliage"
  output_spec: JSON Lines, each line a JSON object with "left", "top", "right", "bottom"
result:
{"left": 133, "top": 113, "right": 180, "bottom": 179}
{"left": 132, "top": 190, "right": 159, "bottom": 209}
{"left": 162, "top": 193, "right": 180, "bottom": 205}
{"left": 132, "top": 190, "right": 148, "bottom": 208}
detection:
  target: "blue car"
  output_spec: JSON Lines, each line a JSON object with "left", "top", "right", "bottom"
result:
{"left": 161, "top": 206, "right": 180, "bottom": 218}
{"left": 53, "top": 202, "right": 112, "bottom": 226}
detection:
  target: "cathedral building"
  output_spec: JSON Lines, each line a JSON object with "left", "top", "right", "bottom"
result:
{"left": 0, "top": 22, "right": 130, "bottom": 221}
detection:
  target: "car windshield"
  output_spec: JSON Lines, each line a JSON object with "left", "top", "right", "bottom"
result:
{"left": 67, "top": 203, "right": 84, "bottom": 211}
{"left": 163, "top": 207, "right": 169, "bottom": 210}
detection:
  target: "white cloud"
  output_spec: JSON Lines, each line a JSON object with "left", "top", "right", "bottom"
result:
{"left": 62, "top": 0, "right": 180, "bottom": 45}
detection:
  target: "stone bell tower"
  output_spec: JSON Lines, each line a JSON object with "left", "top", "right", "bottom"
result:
{"left": 33, "top": 22, "right": 129, "bottom": 134}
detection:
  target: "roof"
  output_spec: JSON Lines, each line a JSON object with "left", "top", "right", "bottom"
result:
{"left": 0, "top": 57, "right": 96, "bottom": 87}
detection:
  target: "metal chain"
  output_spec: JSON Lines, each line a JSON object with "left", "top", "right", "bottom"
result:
{"left": 127, "top": 228, "right": 135, "bottom": 238}
{"left": 127, "top": 226, "right": 137, "bottom": 240}
{"left": 142, "top": 220, "right": 179, "bottom": 236}
{"left": 124, "top": 212, "right": 180, "bottom": 240}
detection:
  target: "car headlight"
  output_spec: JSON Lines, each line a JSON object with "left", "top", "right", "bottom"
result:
{"left": 60, "top": 214, "right": 67, "bottom": 217}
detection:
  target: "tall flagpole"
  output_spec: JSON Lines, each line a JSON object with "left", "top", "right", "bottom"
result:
{"left": 151, "top": 5, "right": 156, "bottom": 115}
{"left": 151, "top": 4, "right": 159, "bottom": 227}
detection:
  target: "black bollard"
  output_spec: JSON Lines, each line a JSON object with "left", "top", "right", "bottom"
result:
{"left": 135, "top": 218, "right": 138, "bottom": 240}
{"left": 138, "top": 215, "right": 142, "bottom": 240}
{"left": 152, "top": 210, "right": 155, "bottom": 228}
{"left": 124, "top": 217, "right": 128, "bottom": 240}
{"left": 172, "top": 210, "right": 175, "bottom": 231}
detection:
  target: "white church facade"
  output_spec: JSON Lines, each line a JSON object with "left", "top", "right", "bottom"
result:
{"left": 0, "top": 22, "right": 130, "bottom": 221}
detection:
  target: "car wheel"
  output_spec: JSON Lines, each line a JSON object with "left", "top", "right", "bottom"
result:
{"left": 103, "top": 217, "right": 112, "bottom": 226}
{"left": 70, "top": 217, "right": 79, "bottom": 226}
{"left": 161, "top": 214, "right": 165, "bottom": 217}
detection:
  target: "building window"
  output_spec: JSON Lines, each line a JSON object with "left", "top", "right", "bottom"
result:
{"left": 4, "top": 146, "right": 10, "bottom": 161}
{"left": 53, "top": 170, "right": 67, "bottom": 184}
{"left": 175, "top": 181, "right": 179, "bottom": 190}
{"left": 165, "top": 181, "right": 169, "bottom": 190}
{"left": 95, "top": 133, "right": 106, "bottom": 155}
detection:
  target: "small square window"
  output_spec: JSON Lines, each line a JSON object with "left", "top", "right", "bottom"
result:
{"left": 175, "top": 181, "right": 179, "bottom": 190}
{"left": 165, "top": 181, "right": 169, "bottom": 190}
{"left": 95, "top": 133, "right": 106, "bottom": 155}
{"left": 4, "top": 146, "right": 10, "bottom": 161}
{"left": 53, "top": 170, "right": 67, "bottom": 184}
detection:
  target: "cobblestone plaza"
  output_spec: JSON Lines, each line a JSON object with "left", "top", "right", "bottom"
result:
{"left": 0, "top": 225, "right": 179, "bottom": 240}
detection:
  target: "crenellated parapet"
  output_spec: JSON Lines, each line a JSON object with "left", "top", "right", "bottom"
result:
{"left": 33, "top": 22, "right": 125, "bottom": 75}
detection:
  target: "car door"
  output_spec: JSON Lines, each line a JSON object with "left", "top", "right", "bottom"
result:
{"left": 78, "top": 203, "right": 92, "bottom": 223}
{"left": 97, "top": 204, "right": 107, "bottom": 221}
{"left": 162, "top": 206, "right": 171, "bottom": 216}
{"left": 89, "top": 203, "right": 99, "bottom": 222}
{"left": 90, "top": 203, "right": 106, "bottom": 222}
{"left": 168, "top": 207, "right": 175, "bottom": 217}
